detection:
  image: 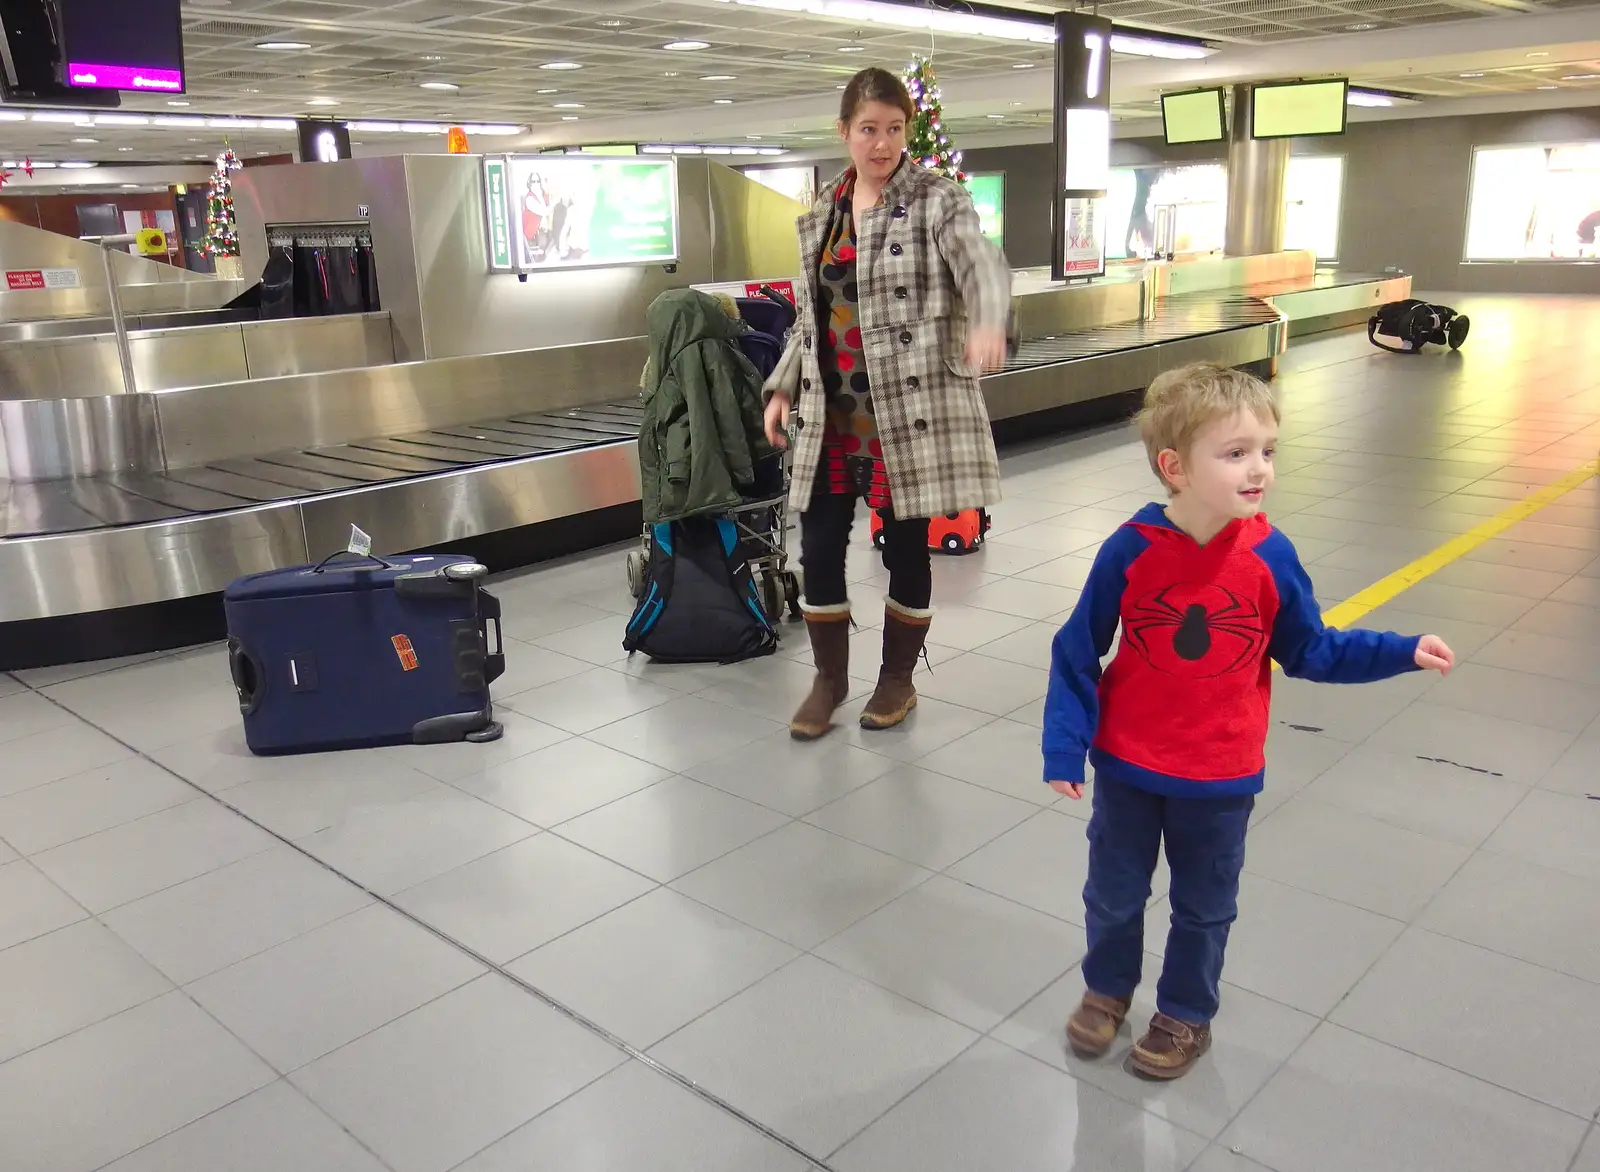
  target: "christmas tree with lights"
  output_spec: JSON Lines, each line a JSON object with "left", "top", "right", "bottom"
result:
{"left": 203, "top": 146, "right": 241, "bottom": 259}
{"left": 904, "top": 55, "right": 965, "bottom": 183}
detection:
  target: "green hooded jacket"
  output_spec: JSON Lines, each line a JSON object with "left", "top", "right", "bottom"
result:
{"left": 640, "top": 288, "right": 775, "bottom": 523}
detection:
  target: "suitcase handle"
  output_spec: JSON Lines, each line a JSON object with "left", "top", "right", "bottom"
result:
{"left": 480, "top": 588, "right": 506, "bottom": 686}
{"left": 227, "top": 638, "right": 264, "bottom": 715}
{"left": 312, "top": 550, "right": 394, "bottom": 572}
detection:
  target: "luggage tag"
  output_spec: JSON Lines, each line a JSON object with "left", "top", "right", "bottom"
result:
{"left": 348, "top": 525, "right": 373, "bottom": 556}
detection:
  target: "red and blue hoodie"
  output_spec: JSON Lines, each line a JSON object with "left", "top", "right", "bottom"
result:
{"left": 1043, "top": 504, "right": 1421, "bottom": 797}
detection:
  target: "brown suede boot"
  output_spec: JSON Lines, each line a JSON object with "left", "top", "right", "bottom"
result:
{"left": 1066, "top": 991, "right": 1133, "bottom": 1058}
{"left": 1129, "top": 1013, "right": 1212, "bottom": 1080}
{"left": 789, "top": 604, "right": 852, "bottom": 741}
{"left": 859, "top": 600, "right": 932, "bottom": 730}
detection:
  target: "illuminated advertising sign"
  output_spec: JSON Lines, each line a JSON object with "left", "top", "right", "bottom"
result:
{"left": 483, "top": 155, "right": 679, "bottom": 272}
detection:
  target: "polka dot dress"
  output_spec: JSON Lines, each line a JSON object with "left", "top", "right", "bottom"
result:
{"left": 817, "top": 172, "right": 892, "bottom": 511}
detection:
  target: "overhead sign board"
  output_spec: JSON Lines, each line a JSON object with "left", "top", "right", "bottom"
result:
{"left": 482, "top": 155, "right": 679, "bottom": 273}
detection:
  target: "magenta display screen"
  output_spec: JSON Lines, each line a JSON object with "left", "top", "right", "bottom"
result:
{"left": 60, "top": 0, "right": 186, "bottom": 94}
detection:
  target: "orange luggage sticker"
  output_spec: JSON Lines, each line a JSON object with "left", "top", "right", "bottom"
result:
{"left": 391, "top": 634, "right": 419, "bottom": 671}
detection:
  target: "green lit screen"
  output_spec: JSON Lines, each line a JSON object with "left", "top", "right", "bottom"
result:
{"left": 1252, "top": 80, "right": 1347, "bottom": 139}
{"left": 966, "top": 172, "right": 1004, "bottom": 248}
{"left": 1161, "top": 90, "right": 1225, "bottom": 145}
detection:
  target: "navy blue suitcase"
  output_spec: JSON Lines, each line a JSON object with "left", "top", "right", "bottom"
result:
{"left": 223, "top": 551, "right": 506, "bottom": 755}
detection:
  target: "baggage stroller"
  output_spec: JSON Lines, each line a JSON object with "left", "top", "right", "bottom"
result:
{"left": 626, "top": 286, "right": 802, "bottom": 628}
{"left": 1368, "top": 299, "right": 1470, "bottom": 354}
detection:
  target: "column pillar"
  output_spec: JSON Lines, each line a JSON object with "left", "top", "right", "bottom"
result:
{"left": 1224, "top": 83, "right": 1289, "bottom": 257}
{"left": 1051, "top": 11, "right": 1113, "bottom": 281}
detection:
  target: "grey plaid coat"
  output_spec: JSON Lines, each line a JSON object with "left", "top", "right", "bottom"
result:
{"left": 765, "top": 160, "right": 1011, "bottom": 520}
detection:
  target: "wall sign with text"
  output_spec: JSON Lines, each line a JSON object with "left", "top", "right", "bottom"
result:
{"left": 482, "top": 155, "right": 680, "bottom": 273}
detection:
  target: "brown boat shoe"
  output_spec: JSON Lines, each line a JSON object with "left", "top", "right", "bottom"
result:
{"left": 1129, "top": 1012, "right": 1212, "bottom": 1080}
{"left": 1066, "top": 990, "right": 1133, "bottom": 1058}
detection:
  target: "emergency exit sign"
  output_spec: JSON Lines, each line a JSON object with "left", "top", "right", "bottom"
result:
{"left": 5, "top": 267, "right": 82, "bottom": 290}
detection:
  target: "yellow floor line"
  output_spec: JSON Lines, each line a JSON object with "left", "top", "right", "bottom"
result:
{"left": 1316, "top": 457, "right": 1600, "bottom": 631}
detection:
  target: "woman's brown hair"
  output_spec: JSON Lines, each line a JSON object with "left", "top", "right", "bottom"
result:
{"left": 838, "top": 66, "right": 915, "bottom": 126}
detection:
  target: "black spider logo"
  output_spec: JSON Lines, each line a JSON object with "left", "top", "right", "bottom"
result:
{"left": 1123, "top": 583, "right": 1266, "bottom": 679}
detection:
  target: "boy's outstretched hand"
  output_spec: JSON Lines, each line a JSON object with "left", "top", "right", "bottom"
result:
{"left": 1049, "top": 781, "right": 1085, "bottom": 799}
{"left": 1415, "top": 634, "right": 1455, "bottom": 675}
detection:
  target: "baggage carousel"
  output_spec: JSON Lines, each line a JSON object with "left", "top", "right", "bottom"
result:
{"left": 0, "top": 285, "right": 1302, "bottom": 668}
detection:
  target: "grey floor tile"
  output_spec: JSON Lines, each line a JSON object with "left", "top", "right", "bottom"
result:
{"left": 0, "top": 756, "right": 191, "bottom": 854}
{"left": 946, "top": 808, "right": 1094, "bottom": 925}
{"left": 833, "top": 1037, "right": 1206, "bottom": 1171}
{"left": 555, "top": 775, "right": 788, "bottom": 882}
{"left": 1385, "top": 581, "right": 1537, "bottom": 627}
{"left": 531, "top": 613, "right": 634, "bottom": 665}
{"left": 972, "top": 620, "right": 1061, "bottom": 670}
{"left": 1420, "top": 851, "right": 1600, "bottom": 985}
{"left": 502, "top": 664, "right": 678, "bottom": 734}
{"left": 150, "top": 729, "right": 390, "bottom": 796}
{"left": 1270, "top": 672, "right": 1435, "bottom": 743}
{"left": 509, "top": 887, "right": 797, "bottom": 1048}
{"left": 0, "top": 918, "right": 173, "bottom": 1063}
{"left": 820, "top": 869, "right": 1078, "bottom": 1030}
{"left": 915, "top": 717, "right": 1061, "bottom": 806}
{"left": 1425, "top": 662, "right": 1600, "bottom": 733}
{"left": 1426, "top": 559, "right": 1570, "bottom": 599}
{"left": 402, "top": 709, "right": 573, "bottom": 784}
{"left": 1462, "top": 536, "right": 1596, "bottom": 574}
{"left": 1512, "top": 597, "right": 1600, "bottom": 641}
{"left": 1538, "top": 729, "right": 1600, "bottom": 796}
{"left": 1301, "top": 743, "right": 1527, "bottom": 847}
{"left": 29, "top": 798, "right": 275, "bottom": 914}
{"left": 1187, "top": 1147, "right": 1277, "bottom": 1172}
{"left": 1220, "top": 1024, "right": 1587, "bottom": 1172}
{"left": 587, "top": 695, "right": 786, "bottom": 773}
{"left": 1015, "top": 553, "right": 1101, "bottom": 592}
{"left": 487, "top": 640, "right": 593, "bottom": 701}
{"left": 963, "top": 575, "right": 1086, "bottom": 620}
{"left": 1573, "top": 1129, "right": 1600, "bottom": 1172}
{"left": 650, "top": 954, "right": 977, "bottom": 1159}
{"left": 994, "top": 967, "right": 1317, "bottom": 1141}
{"left": 100, "top": 845, "right": 373, "bottom": 985}
{"left": 0, "top": 991, "right": 275, "bottom": 1172}
{"left": 1263, "top": 723, "right": 1355, "bottom": 789}
{"left": 0, "top": 689, "right": 77, "bottom": 747}
{"left": 1474, "top": 627, "right": 1600, "bottom": 687}
{"left": 1482, "top": 789, "right": 1600, "bottom": 881}
{"left": 1355, "top": 605, "right": 1508, "bottom": 660}
{"left": 1365, "top": 701, "right": 1575, "bottom": 784}
{"left": 100, "top": 1079, "right": 389, "bottom": 1172}
{"left": 687, "top": 728, "right": 900, "bottom": 817}
{"left": 0, "top": 836, "right": 14, "bottom": 864}
{"left": 1332, "top": 926, "right": 1600, "bottom": 1118}
{"left": 449, "top": 735, "right": 671, "bottom": 827}
{"left": 837, "top": 694, "right": 998, "bottom": 762}
{"left": 1218, "top": 872, "right": 1406, "bottom": 1016}
{"left": 1551, "top": 573, "right": 1600, "bottom": 608}
{"left": 187, "top": 904, "right": 485, "bottom": 1072}
{"left": 295, "top": 787, "right": 538, "bottom": 896}
{"left": 0, "top": 859, "right": 87, "bottom": 951}
{"left": 673, "top": 820, "right": 930, "bottom": 949}
{"left": 455, "top": 1059, "right": 812, "bottom": 1172}
{"left": 702, "top": 654, "right": 873, "bottom": 724}
{"left": 912, "top": 652, "right": 1051, "bottom": 717}
{"left": 223, "top": 758, "right": 445, "bottom": 840}
{"left": 805, "top": 766, "right": 1037, "bottom": 871}
{"left": 290, "top": 974, "right": 626, "bottom": 1172}
{"left": 394, "top": 833, "right": 655, "bottom": 963}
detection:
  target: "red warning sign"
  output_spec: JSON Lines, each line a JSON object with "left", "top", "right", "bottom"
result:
{"left": 391, "top": 634, "right": 419, "bottom": 671}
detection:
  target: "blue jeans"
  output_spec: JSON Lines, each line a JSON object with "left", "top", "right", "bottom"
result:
{"left": 1081, "top": 773, "right": 1254, "bottom": 1024}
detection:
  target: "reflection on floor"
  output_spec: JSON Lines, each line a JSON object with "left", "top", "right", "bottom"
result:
{"left": 2, "top": 293, "right": 1599, "bottom": 1172}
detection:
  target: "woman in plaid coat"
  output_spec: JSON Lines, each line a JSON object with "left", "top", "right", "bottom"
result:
{"left": 764, "top": 66, "right": 1011, "bottom": 741}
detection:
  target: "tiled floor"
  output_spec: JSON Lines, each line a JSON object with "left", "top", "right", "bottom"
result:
{"left": 3, "top": 292, "right": 1600, "bottom": 1172}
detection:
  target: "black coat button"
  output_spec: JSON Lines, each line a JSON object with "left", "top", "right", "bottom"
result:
{"left": 802, "top": 378, "right": 811, "bottom": 390}
{"left": 890, "top": 243, "right": 903, "bottom": 256}
{"left": 894, "top": 286, "right": 907, "bottom": 299}
{"left": 892, "top": 205, "right": 907, "bottom": 218}
{"left": 803, "top": 335, "right": 811, "bottom": 350}
{"left": 794, "top": 417, "right": 805, "bottom": 430}
{"left": 899, "top": 330, "right": 912, "bottom": 344}
{"left": 906, "top": 376, "right": 919, "bottom": 389}
{"left": 914, "top": 418, "right": 928, "bottom": 432}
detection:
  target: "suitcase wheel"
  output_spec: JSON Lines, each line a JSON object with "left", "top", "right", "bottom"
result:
{"left": 1447, "top": 314, "right": 1470, "bottom": 350}
{"left": 465, "top": 722, "right": 504, "bottom": 744}
{"left": 626, "top": 550, "right": 647, "bottom": 599}
{"left": 941, "top": 533, "right": 967, "bottom": 554}
{"left": 784, "top": 571, "right": 802, "bottom": 621}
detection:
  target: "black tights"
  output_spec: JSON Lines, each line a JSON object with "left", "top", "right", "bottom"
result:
{"left": 799, "top": 487, "right": 932, "bottom": 611}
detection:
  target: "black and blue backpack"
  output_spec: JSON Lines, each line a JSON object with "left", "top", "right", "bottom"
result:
{"left": 623, "top": 515, "right": 777, "bottom": 663}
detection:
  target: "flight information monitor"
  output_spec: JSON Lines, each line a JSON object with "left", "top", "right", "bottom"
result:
{"left": 1251, "top": 79, "right": 1349, "bottom": 139}
{"left": 1161, "top": 88, "right": 1226, "bottom": 145}
{"left": 59, "top": 0, "right": 186, "bottom": 94}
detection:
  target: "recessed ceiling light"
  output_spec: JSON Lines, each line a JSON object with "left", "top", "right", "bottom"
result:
{"left": 561, "top": 115, "right": 579, "bottom": 121}
{"left": 713, "top": 98, "right": 734, "bottom": 104}
{"left": 700, "top": 74, "right": 736, "bottom": 81}
{"left": 537, "top": 88, "right": 559, "bottom": 94}
{"left": 663, "top": 40, "right": 710, "bottom": 51}
{"left": 663, "top": 71, "right": 680, "bottom": 78}
{"left": 782, "top": 52, "right": 810, "bottom": 61}
{"left": 839, "top": 45, "right": 866, "bottom": 53}
{"left": 255, "top": 41, "right": 309, "bottom": 49}
{"left": 71, "top": 136, "right": 97, "bottom": 143}
{"left": 596, "top": 17, "right": 629, "bottom": 27}
{"left": 306, "top": 97, "right": 339, "bottom": 105}
{"left": 118, "top": 146, "right": 133, "bottom": 151}
{"left": 987, "top": 113, "right": 1004, "bottom": 119}
{"left": 746, "top": 134, "right": 762, "bottom": 139}
{"left": 1346, "top": 22, "right": 1375, "bottom": 30}
{"left": 1527, "top": 51, "right": 1549, "bottom": 58}
{"left": 1538, "top": 84, "right": 1559, "bottom": 90}
{"left": 420, "top": 54, "right": 444, "bottom": 62}
{"left": 540, "top": 61, "right": 583, "bottom": 71}
{"left": 1562, "top": 72, "right": 1600, "bottom": 80}
{"left": 836, "top": 83, "right": 847, "bottom": 89}
{"left": 1010, "top": 100, "right": 1023, "bottom": 106}
{"left": 121, "top": 183, "right": 138, "bottom": 188}
{"left": 419, "top": 81, "right": 459, "bottom": 90}
{"left": 1459, "top": 72, "right": 1485, "bottom": 78}
{"left": 167, "top": 100, "right": 189, "bottom": 106}
{"left": 1012, "top": 63, "right": 1035, "bottom": 69}
{"left": 553, "top": 102, "right": 584, "bottom": 109}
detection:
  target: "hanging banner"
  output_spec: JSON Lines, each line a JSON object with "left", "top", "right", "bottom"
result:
{"left": 1062, "top": 197, "right": 1106, "bottom": 278}
{"left": 484, "top": 155, "right": 678, "bottom": 273}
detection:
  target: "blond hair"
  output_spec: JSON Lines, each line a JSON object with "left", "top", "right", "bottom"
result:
{"left": 1136, "top": 363, "right": 1280, "bottom": 490}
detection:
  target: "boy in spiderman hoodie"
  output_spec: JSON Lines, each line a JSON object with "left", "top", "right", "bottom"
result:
{"left": 1044, "top": 363, "right": 1455, "bottom": 1080}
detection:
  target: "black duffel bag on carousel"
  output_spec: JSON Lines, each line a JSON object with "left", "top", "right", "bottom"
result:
{"left": 1368, "top": 299, "right": 1471, "bottom": 354}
